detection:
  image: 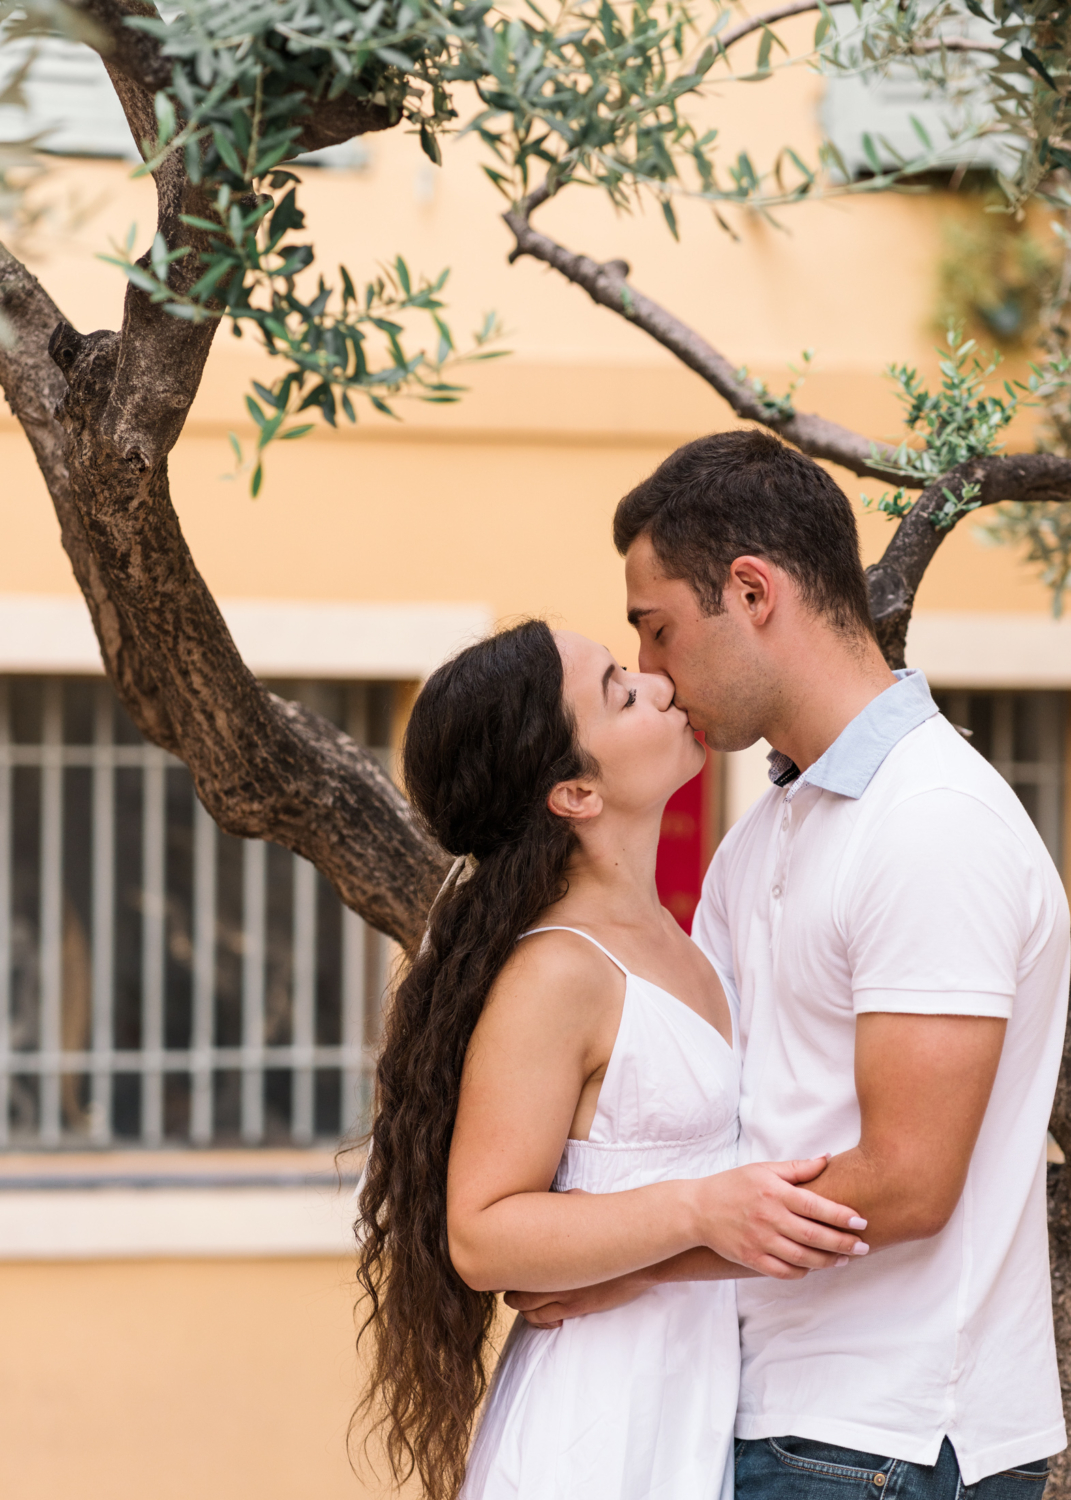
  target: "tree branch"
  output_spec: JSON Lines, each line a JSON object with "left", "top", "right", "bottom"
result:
{"left": 71, "top": 0, "right": 170, "bottom": 92}
{"left": 505, "top": 199, "right": 906, "bottom": 482}
{"left": 908, "top": 35, "right": 1001, "bottom": 55}
{"left": 866, "top": 453, "right": 1071, "bottom": 667}
{"left": 718, "top": 0, "right": 852, "bottom": 51}
{"left": 713, "top": 0, "right": 999, "bottom": 56}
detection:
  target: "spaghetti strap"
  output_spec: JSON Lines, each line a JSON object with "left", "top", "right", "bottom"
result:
{"left": 518, "top": 925, "right": 631, "bottom": 977}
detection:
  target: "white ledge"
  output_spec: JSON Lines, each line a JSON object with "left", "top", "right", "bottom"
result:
{"left": 0, "top": 1184, "right": 357, "bottom": 1259}
{"left": 906, "top": 611, "right": 1071, "bottom": 688}
{"left": 0, "top": 595, "right": 491, "bottom": 679}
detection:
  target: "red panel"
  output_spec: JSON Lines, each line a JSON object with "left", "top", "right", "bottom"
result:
{"left": 655, "top": 753, "right": 715, "bottom": 932}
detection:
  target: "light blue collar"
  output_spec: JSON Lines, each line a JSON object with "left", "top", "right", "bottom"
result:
{"left": 766, "top": 668, "right": 939, "bottom": 801}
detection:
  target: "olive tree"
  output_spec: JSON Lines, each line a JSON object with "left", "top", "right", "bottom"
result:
{"left": 4, "top": 0, "right": 1071, "bottom": 1482}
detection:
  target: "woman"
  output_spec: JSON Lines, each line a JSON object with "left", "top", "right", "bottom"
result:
{"left": 356, "top": 619, "right": 867, "bottom": 1500}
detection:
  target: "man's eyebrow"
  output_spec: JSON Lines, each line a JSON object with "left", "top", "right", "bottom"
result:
{"left": 601, "top": 661, "right": 615, "bottom": 701}
{"left": 627, "top": 607, "right": 656, "bottom": 628}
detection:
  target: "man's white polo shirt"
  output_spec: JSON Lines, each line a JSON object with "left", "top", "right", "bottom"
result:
{"left": 692, "top": 669, "right": 1070, "bottom": 1483}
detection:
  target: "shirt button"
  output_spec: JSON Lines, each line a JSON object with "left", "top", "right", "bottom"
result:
{"left": 772, "top": 885, "right": 782, "bottom": 898}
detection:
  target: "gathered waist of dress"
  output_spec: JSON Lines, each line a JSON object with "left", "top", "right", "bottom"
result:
{"left": 553, "top": 1132, "right": 739, "bottom": 1195}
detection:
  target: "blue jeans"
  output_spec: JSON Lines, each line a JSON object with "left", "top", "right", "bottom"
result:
{"left": 736, "top": 1436, "right": 1051, "bottom": 1500}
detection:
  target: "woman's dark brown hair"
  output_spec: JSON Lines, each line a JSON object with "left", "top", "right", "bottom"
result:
{"left": 353, "top": 618, "right": 595, "bottom": 1500}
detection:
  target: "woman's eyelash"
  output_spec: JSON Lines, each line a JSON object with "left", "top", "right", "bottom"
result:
{"left": 624, "top": 688, "right": 637, "bottom": 709}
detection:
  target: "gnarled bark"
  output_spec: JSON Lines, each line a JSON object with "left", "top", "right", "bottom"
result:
{"left": 865, "top": 453, "right": 1071, "bottom": 667}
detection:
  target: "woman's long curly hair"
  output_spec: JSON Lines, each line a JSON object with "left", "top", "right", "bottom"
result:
{"left": 353, "top": 618, "right": 596, "bottom": 1500}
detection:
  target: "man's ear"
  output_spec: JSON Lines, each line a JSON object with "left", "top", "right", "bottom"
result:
{"left": 547, "top": 780, "right": 603, "bottom": 823}
{"left": 727, "top": 554, "right": 777, "bottom": 625}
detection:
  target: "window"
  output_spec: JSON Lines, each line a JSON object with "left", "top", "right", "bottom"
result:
{"left": 0, "top": 674, "right": 398, "bottom": 1151}
{"left": 819, "top": 5, "right": 1013, "bottom": 180}
{"left": 0, "top": 36, "right": 371, "bottom": 168}
{"left": 0, "top": 37, "right": 137, "bottom": 160}
{"left": 933, "top": 690, "right": 1066, "bottom": 868}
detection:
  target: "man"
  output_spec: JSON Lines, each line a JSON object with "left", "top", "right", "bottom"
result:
{"left": 509, "top": 429, "right": 1070, "bottom": 1496}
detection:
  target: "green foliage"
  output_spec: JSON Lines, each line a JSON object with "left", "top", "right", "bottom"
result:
{"left": 733, "top": 348, "right": 814, "bottom": 420}
{"left": 457, "top": 0, "right": 777, "bottom": 214}
{"left": 458, "top": 0, "right": 971, "bottom": 220}
{"left": 101, "top": 181, "right": 503, "bottom": 457}
{"left": 883, "top": 329, "right": 1022, "bottom": 483}
{"left": 985, "top": 0, "right": 1071, "bottom": 213}
{"left": 458, "top": 0, "right": 718, "bottom": 209}
{"left": 864, "top": 485, "right": 915, "bottom": 519}
{"left": 818, "top": 0, "right": 1071, "bottom": 217}
{"left": 127, "top": 0, "right": 473, "bottom": 180}
{"left": 0, "top": 0, "right": 1016, "bottom": 496}
{"left": 88, "top": 0, "right": 911, "bottom": 489}
{"left": 865, "top": 326, "right": 1070, "bottom": 530}
{"left": 6, "top": 0, "right": 1071, "bottom": 499}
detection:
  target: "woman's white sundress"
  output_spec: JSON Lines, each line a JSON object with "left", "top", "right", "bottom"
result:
{"left": 460, "top": 926, "right": 742, "bottom": 1500}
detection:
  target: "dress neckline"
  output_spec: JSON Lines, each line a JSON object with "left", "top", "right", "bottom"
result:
{"left": 519, "top": 924, "right": 734, "bottom": 1053}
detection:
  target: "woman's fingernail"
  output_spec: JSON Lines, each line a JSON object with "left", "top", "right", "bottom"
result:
{"left": 848, "top": 1216, "right": 868, "bottom": 1230}
{"left": 852, "top": 1242, "right": 870, "bottom": 1256}
{"left": 834, "top": 1255, "right": 849, "bottom": 1268}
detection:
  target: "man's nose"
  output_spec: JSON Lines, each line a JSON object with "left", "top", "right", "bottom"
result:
{"left": 654, "top": 673, "right": 676, "bottom": 711}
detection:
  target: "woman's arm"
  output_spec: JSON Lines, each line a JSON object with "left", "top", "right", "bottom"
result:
{"left": 504, "top": 1249, "right": 758, "bottom": 1330}
{"left": 447, "top": 936, "right": 867, "bottom": 1293}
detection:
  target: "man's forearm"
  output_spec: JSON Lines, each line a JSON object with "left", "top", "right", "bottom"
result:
{"left": 647, "top": 1247, "right": 760, "bottom": 1283}
{"left": 806, "top": 1145, "right": 954, "bottom": 1249}
{"left": 811, "top": 1012, "right": 1006, "bottom": 1249}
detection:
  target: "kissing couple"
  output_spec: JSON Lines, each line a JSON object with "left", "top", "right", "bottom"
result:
{"left": 356, "top": 429, "right": 1069, "bottom": 1500}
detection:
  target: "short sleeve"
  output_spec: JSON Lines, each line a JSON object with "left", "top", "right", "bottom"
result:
{"left": 692, "top": 839, "right": 733, "bottom": 972}
{"left": 845, "top": 789, "right": 1034, "bottom": 1019}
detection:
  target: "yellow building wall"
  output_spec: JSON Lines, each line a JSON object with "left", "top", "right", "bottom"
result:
{"left": 0, "top": 1257, "right": 369, "bottom": 1499}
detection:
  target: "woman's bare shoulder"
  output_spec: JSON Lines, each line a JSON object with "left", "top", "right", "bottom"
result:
{"left": 480, "top": 926, "right": 625, "bottom": 1042}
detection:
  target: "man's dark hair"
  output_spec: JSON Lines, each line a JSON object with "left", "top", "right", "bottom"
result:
{"left": 613, "top": 428, "right": 875, "bottom": 637}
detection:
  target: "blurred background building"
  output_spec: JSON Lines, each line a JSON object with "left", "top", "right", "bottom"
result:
{"left": 0, "top": 19, "right": 1067, "bottom": 1499}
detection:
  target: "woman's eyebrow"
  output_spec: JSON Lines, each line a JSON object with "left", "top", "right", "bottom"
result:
{"left": 601, "top": 661, "right": 616, "bottom": 701}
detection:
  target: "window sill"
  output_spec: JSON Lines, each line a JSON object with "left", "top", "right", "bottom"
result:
{"left": 0, "top": 1150, "right": 362, "bottom": 1260}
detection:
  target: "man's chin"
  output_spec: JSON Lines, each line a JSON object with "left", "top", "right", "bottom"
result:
{"left": 701, "top": 726, "right": 767, "bottom": 755}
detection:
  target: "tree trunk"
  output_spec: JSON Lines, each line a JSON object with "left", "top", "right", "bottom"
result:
{"left": 0, "top": 15, "right": 448, "bottom": 951}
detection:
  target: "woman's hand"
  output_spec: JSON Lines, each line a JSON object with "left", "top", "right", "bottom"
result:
{"left": 685, "top": 1155, "right": 869, "bottom": 1279}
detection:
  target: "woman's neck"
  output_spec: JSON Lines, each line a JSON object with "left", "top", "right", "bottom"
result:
{"left": 553, "top": 807, "right": 666, "bottom": 927}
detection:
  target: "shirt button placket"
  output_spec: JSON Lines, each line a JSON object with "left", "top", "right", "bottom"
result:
{"left": 770, "top": 796, "right": 790, "bottom": 934}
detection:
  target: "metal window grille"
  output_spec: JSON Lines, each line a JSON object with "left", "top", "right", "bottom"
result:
{"left": 934, "top": 690, "right": 1066, "bottom": 868}
{"left": 0, "top": 674, "right": 399, "bottom": 1150}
